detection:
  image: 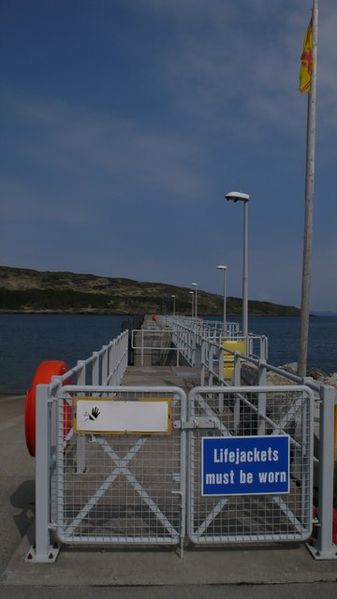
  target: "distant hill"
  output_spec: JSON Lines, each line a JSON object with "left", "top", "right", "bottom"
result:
{"left": 311, "top": 311, "right": 337, "bottom": 317}
{"left": 0, "top": 266, "right": 300, "bottom": 316}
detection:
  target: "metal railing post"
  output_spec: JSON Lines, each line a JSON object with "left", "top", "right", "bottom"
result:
{"left": 76, "top": 361, "right": 86, "bottom": 474}
{"left": 209, "top": 344, "right": 213, "bottom": 386}
{"left": 192, "top": 332, "right": 196, "bottom": 368}
{"left": 246, "top": 335, "right": 251, "bottom": 358}
{"left": 187, "top": 330, "right": 190, "bottom": 364}
{"left": 201, "top": 340, "right": 206, "bottom": 386}
{"left": 218, "top": 345, "right": 225, "bottom": 412}
{"left": 258, "top": 360, "right": 267, "bottom": 435}
{"left": 312, "top": 385, "right": 337, "bottom": 559}
{"left": 34, "top": 383, "right": 50, "bottom": 558}
{"left": 219, "top": 345, "right": 225, "bottom": 384}
{"left": 233, "top": 354, "right": 241, "bottom": 385}
{"left": 185, "top": 330, "right": 192, "bottom": 365}
{"left": 92, "top": 351, "right": 99, "bottom": 386}
{"left": 111, "top": 342, "right": 116, "bottom": 385}
{"left": 102, "top": 346, "right": 108, "bottom": 384}
{"left": 49, "top": 376, "right": 62, "bottom": 526}
{"left": 141, "top": 329, "right": 144, "bottom": 367}
{"left": 108, "top": 342, "right": 112, "bottom": 382}
{"left": 123, "top": 330, "right": 129, "bottom": 375}
{"left": 26, "top": 384, "right": 59, "bottom": 562}
{"left": 233, "top": 356, "right": 241, "bottom": 432}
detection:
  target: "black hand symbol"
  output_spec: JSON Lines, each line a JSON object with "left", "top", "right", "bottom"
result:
{"left": 91, "top": 406, "right": 100, "bottom": 420}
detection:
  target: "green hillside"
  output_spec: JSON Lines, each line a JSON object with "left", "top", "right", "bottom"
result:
{"left": 0, "top": 266, "right": 300, "bottom": 316}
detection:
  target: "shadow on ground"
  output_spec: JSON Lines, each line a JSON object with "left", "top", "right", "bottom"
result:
{"left": 10, "top": 480, "right": 35, "bottom": 545}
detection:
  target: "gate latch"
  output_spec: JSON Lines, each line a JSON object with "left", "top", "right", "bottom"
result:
{"left": 174, "top": 417, "right": 221, "bottom": 430}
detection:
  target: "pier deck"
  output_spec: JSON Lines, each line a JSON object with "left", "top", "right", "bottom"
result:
{"left": 122, "top": 365, "right": 201, "bottom": 389}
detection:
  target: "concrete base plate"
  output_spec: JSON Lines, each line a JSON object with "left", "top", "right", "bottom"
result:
{"left": 25, "top": 544, "right": 60, "bottom": 563}
{"left": 306, "top": 541, "right": 337, "bottom": 560}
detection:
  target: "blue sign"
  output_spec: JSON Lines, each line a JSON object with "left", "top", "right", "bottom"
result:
{"left": 202, "top": 435, "right": 290, "bottom": 496}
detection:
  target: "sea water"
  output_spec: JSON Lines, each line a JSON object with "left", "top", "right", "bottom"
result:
{"left": 0, "top": 314, "right": 131, "bottom": 393}
{"left": 0, "top": 313, "right": 336, "bottom": 393}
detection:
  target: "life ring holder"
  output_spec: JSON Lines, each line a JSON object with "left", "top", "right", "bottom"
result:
{"left": 25, "top": 360, "right": 71, "bottom": 457}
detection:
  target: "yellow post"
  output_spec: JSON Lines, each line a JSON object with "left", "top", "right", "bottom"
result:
{"left": 222, "top": 340, "right": 246, "bottom": 380}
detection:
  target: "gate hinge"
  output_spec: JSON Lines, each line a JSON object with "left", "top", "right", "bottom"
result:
{"left": 174, "top": 417, "right": 221, "bottom": 430}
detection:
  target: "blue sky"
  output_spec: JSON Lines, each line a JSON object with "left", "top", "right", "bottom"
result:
{"left": 1, "top": 0, "right": 337, "bottom": 310}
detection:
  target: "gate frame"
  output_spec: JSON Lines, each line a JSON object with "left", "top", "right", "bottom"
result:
{"left": 186, "top": 385, "right": 314, "bottom": 545}
{"left": 28, "top": 381, "right": 336, "bottom": 562}
{"left": 27, "top": 384, "right": 187, "bottom": 563}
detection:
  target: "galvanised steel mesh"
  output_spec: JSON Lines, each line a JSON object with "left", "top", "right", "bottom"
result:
{"left": 55, "top": 390, "right": 185, "bottom": 545}
{"left": 188, "top": 388, "right": 313, "bottom": 544}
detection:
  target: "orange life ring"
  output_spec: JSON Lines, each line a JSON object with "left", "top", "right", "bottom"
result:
{"left": 25, "top": 360, "right": 70, "bottom": 457}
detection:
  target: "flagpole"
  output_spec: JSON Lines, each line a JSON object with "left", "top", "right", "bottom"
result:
{"left": 298, "top": 0, "right": 318, "bottom": 377}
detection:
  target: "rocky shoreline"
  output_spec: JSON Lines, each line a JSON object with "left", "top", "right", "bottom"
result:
{"left": 277, "top": 362, "right": 337, "bottom": 389}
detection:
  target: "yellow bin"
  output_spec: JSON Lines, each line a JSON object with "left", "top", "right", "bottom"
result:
{"left": 222, "top": 339, "right": 246, "bottom": 380}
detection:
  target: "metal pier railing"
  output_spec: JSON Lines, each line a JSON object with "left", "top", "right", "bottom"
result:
{"left": 27, "top": 315, "right": 337, "bottom": 563}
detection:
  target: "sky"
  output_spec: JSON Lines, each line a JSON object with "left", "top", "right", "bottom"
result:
{"left": 1, "top": 0, "right": 337, "bottom": 310}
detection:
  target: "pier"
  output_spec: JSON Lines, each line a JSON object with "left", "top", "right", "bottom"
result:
{"left": 1, "top": 314, "right": 337, "bottom": 596}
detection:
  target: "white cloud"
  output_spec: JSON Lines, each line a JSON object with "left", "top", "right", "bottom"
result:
{"left": 136, "top": 0, "right": 337, "bottom": 140}
{"left": 2, "top": 92, "right": 207, "bottom": 206}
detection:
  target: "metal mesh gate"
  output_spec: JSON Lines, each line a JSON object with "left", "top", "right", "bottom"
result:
{"left": 54, "top": 387, "right": 186, "bottom": 546}
{"left": 187, "top": 386, "right": 313, "bottom": 544}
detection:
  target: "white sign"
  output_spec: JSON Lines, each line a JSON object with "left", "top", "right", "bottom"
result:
{"left": 75, "top": 398, "right": 171, "bottom": 434}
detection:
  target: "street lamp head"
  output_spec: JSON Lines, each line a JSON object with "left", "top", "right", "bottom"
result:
{"left": 171, "top": 294, "right": 176, "bottom": 298}
{"left": 189, "top": 290, "right": 194, "bottom": 294}
{"left": 217, "top": 265, "right": 227, "bottom": 271}
{"left": 225, "top": 191, "right": 249, "bottom": 203}
{"left": 191, "top": 282, "right": 198, "bottom": 287}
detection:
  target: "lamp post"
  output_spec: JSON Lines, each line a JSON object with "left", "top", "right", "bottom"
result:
{"left": 217, "top": 265, "right": 228, "bottom": 330}
{"left": 189, "top": 291, "right": 194, "bottom": 318}
{"left": 192, "top": 283, "right": 198, "bottom": 318}
{"left": 225, "top": 191, "right": 250, "bottom": 338}
{"left": 171, "top": 294, "right": 176, "bottom": 316}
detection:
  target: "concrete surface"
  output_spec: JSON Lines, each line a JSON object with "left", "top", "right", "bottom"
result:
{"left": 1, "top": 369, "right": 337, "bottom": 598}
{"left": 3, "top": 533, "right": 337, "bottom": 587}
{"left": 121, "top": 365, "right": 201, "bottom": 388}
{"left": 0, "top": 395, "right": 35, "bottom": 574}
{"left": 1, "top": 583, "right": 337, "bottom": 599}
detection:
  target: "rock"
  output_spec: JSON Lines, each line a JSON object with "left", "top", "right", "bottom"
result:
{"left": 328, "top": 372, "right": 337, "bottom": 383}
{"left": 279, "top": 362, "right": 298, "bottom": 374}
{"left": 279, "top": 363, "right": 330, "bottom": 381}
{"left": 267, "top": 371, "right": 294, "bottom": 386}
{"left": 307, "top": 367, "right": 329, "bottom": 380}
{"left": 322, "top": 376, "right": 337, "bottom": 390}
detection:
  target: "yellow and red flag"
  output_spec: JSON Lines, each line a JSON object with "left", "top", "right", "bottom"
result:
{"left": 299, "top": 18, "right": 314, "bottom": 93}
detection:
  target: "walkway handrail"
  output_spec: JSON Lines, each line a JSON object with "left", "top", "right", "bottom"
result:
{"left": 159, "top": 315, "right": 268, "bottom": 371}
{"left": 160, "top": 315, "right": 327, "bottom": 396}
{"left": 49, "top": 330, "right": 129, "bottom": 392}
